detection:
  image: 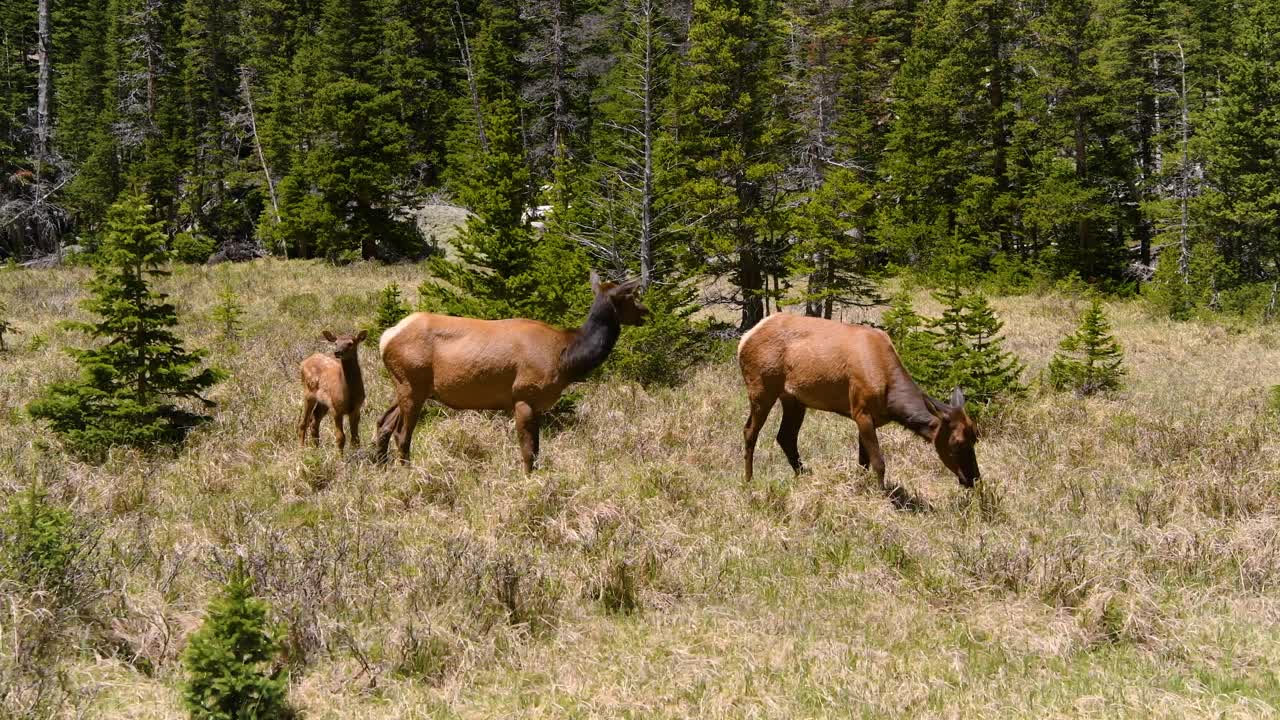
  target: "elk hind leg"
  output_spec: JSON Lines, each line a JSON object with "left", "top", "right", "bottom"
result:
{"left": 776, "top": 397, "right": 808, "bottom": 475}
{"left": 309, "top": 403, "right": 328, "bottom": 445}
{"left": 743, "top": 391, "right": 777, "bottom": 484}
{"left": 373, "top": 405, "right": 400, "bottom": 463}
{"left": 394, "top": 394, "right": 426, "bottom": 464}
{"left": 300, "top": 396, "right": 317, "bottom": 446}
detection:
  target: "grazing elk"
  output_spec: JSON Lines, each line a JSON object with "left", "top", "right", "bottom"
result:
{"left": 373, "top": 272, "right": 648, "bottom": 470}
{"left": 299, "top": 330, "right": 367, "bottom": 453}
{"left": 737, "top": 313, "right": 980, "bottom": 488}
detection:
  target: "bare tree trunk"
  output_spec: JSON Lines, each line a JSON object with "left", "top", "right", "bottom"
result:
{"left": 35, "top": 0, "right": 52, "bottom": 257}
{"left": 35, "top": 0, "right": 51, "bottom": 163}
{"left": 1177, "top": 41, "right": 1191, "bottom": 282}
{"left": 638, "top": 0, "right": 656, "bottom": 287}
{"left": 740, "top": 228, "right": 765, "bottom": 329}
{"left": 549, "top": 0, "right": 568, "bottom": 159}
{"left": 240, "top": 68, "right": 283, "bottom": 257}
{"left": 453, "top": 0, "right": 488, "bottom": 153}
{"left": 987, "top": 4, "right": 1009, "bottom": 252}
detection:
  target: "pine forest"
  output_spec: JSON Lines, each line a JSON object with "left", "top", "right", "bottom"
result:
{"left": 1, "top": 0, "right": 1278, "bottom": 324}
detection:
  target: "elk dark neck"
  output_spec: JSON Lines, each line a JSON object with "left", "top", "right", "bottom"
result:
{"left": 342, "top": 354, "right": 365, "bottom": 400}
{"left": 886, "top": 372, "right": 939, "bottom": 441}
{"left": 560, "top": 297, "right": 621, "bottom": 382}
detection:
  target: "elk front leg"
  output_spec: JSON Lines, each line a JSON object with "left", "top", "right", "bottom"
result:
{"left": 514, "top": 401, "right": 541, "bottom": 473}
{"left": 348, "top": 411, "right": 361, "bottom": 449}
{"left": 332, "top": 413, "right": 347, "bottom": 454}
{"left": 854, "top": 415, "right": 886, "bottom": 488}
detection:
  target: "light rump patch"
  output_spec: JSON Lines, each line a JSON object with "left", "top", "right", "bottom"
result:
{"left": 379, "top": 313, "right": 417, "bottom": 358}
{"left": 737, "top": 312, "right": 782, "bottom": 360}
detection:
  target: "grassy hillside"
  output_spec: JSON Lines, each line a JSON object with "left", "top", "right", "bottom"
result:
{"left": 3, "top": 260, "right": 1280, "bottom": 718}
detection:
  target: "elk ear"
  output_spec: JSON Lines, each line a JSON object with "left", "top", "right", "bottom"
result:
{"left": 322, "top": 330, "right": 337, "bottom": 342}
{"left": 924, "top": 394, "right": 947, "bottom": 419}
{"left": 612, "top": 277, "right": 642, "bottom": 296}
{"left": 590, "top": 270, "right": 602, "bottom": 295}
{"left": 950, "top": 387, "right": 966, "bottom": 409}
{"left": 355, "top": 330, "right": 368, "bottom": 343}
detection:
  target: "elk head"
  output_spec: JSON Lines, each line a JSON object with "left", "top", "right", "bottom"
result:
{"left": 927, "top": 387, "right": 981, "bottom": 487}
{"left": 322, "top": 330, "right": 366, "bottom": 360}
{"left": 591, "top": 271, "right": 649, "bottom": 326}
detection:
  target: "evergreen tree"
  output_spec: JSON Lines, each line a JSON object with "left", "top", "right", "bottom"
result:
{"left": 878, "top": 0, "right": 1012, "bottom": 269}
{"left": 1200, "top": 0, "right": 1280, "bottom": 285}
{"left": 668, "top": 0, "right": 791, "bottom": 329}
{"left": 422, "top": 98, "right": 547, "bottom": 319}
{"left": 880, "top": 293, "right": 945, "bottom": 392}
{"left": 949, "top": 291, "right": 1026, "bottom": 406}
{"left": 1048, "top": 297, "right": 1125, "bottom": 394}
{"left": 28, "top": 193, "right": 224, "bottom": 455}
{"left": 259, "top": 0, "right": 422, "bottom": 261}
{"left": 789, "top": 168, "right": 883, "bottom": 317}
{"left": 927, "top": 281, "right": 1025, "bottom": 408}
{"left": 181, "top": 562, "right": 290, "bottom": 720}
{"left": 574, "top": 0, "right": 677, "bottom": 285}
{"left": 782, "top": 0, "right": 891, "bottom": 318}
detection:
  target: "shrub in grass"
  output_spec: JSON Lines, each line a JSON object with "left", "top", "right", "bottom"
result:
{"left": 0, "top": 484, "right": 98, "bottom": 720}
{"left": 1048, "top": 298, "right": 1126, "bottom": 395}
{"left": 182, "top": 563, "right": 291, "bottom": 720}
{"left": 172, "top": 232, "right": 216, "bottom": 264}
{"left": 604, "top": 282, "right": 726, "bottom": 388}
{"left": 0, "top": 299, "right": 15, "bottom": 351}
{"left": 1, "top": 485, "right": 80, "bottom": 599}
{"left": 365, "top": 283, "right": 411, "bottom": 347}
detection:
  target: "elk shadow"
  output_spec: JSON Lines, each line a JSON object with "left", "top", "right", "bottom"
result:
{"left": 884, "top": 482, "right": 933, "bottom": 513}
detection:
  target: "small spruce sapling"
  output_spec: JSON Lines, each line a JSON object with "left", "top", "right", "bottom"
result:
{"left": 211, "top": 287, "right": 245, "bottom": 342}
{"left": 939, "top": 290, "right": 1025, "bottom": 407}
{"left": 182, "top": 562, "right": 290, "bottom": 720}
{"left": 367, "top": 284, "right": 410, "bottom": 347}
{"left": 881, "top": 285, "right": 1025, "bottom": 411}
{"left": 1048, "top": 298, "right": 1125, "bottom": 395}
{"left": 27, "top": 193, "right": 225, "bottom": 455}
{"left": 1, "top": 484, "right": 79, "bottom": 599}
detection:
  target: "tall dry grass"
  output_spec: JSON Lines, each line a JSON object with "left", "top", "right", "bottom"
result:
{"left": 2, "top": 260, "right": 1280, "bottom": 718}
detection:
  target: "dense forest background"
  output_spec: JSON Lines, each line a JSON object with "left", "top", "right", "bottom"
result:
{"left": 1, "top": 0, "right": 1278, "bottom": 327}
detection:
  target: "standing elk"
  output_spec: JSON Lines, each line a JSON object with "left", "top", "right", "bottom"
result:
{"left": 737, "top": 313, "right": 980, "bottom": 488}
{"left": 299, "top": 330, "right": 367, "bottom": 454}
{"left": 373, "top": 272, "right": 648, "bottom": 470}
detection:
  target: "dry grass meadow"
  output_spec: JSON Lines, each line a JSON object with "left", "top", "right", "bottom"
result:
{"left": 3, "top": 259, "right": 1280, "bottom": 718}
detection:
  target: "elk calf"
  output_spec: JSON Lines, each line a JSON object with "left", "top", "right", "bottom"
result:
{"left": 299, "top": 330, "right": 367, "bottom": 453}
{"left": 738, "top": 313, "right": 981, "bottom": 489}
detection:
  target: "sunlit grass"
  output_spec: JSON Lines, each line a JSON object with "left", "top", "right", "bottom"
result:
{"left": 3, "top": 260, "right": 1280, "bottom": 718}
